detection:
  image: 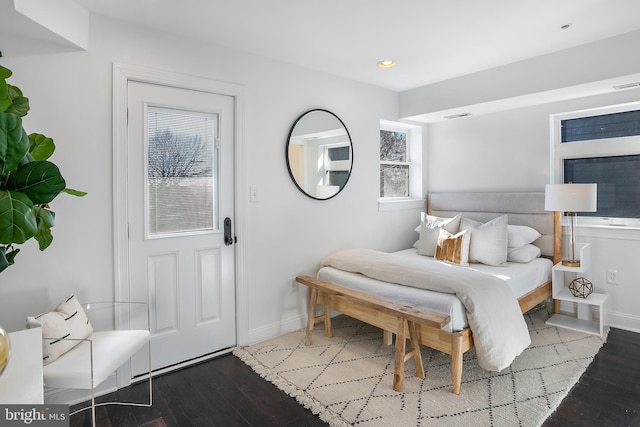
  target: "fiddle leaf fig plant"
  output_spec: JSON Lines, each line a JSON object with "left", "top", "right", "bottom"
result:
{"left": 0, "top": 63, "right": 86, "bottom": 273}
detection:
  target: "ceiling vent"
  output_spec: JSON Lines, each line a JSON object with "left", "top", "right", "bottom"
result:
{"left": 443, "top": 113, "right": 472, "bottom": 119}
{"left": 613, "top": 82, "right": 640, "bottom": 90}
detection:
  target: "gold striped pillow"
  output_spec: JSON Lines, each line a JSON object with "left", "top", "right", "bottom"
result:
{"left": 435, "top": 229, "right": 471, "bottom": 266}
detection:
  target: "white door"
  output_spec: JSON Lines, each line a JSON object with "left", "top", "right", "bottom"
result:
{"left": 127, "top": 81, "right": 236, "bottom": 373}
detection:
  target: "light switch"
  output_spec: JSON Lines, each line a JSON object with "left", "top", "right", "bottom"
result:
{"left": 250, "top": 186, "right": 259, "bottom": 203}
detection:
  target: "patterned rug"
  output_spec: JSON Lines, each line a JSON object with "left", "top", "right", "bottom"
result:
{"left": 234, "top": 307, "right": 606, "bottom": 427}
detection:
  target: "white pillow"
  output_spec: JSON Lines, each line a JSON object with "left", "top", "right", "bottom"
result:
{"left": 459, "top": 216, "right": 482, "bottom": 231}
{"left": 27, "top": 295, "right": 94, "bottom": 365}
{"left": 416, "top": 214, "right": 461, "bottom": 257}
{"left": 464, "top": 215, "right": 508, "bottom": 266}
{"left": 507, "top": 244, "right": 541, "bottom": 263}
{"left": 507, "top": 225, "right": 542, "bottom": 248}
{"left": 435, "top": 228, "right": 471, "bottom": 266}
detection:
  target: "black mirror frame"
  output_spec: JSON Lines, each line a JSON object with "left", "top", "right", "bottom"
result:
{"left": 286, "top": 109, "right": 353, "bottom": 200}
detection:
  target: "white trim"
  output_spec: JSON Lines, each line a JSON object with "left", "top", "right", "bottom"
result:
{"left": 112, "top": 63, "right": 246, "bottom": 385}
{"left": 610, "top": 310, "right": 640, "bottom": 333}
{"left": 379, "top": 119, "right": 424, "bottom": 202}
{"left": 550, "top": 101, "right": 640, "bottom": 182}
{"left": 378, "top": 198, "right": 425, "bottom": 212}
{"left": 243, "top": 313, "right": 307, "bottom": 345}
{"left": 574, "top": 224, "right": 640, "bottom": 240}
{"left": 561, "top": 217, "right": 640, "bottom": 240}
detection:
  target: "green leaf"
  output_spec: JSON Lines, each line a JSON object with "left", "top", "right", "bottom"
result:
{"left": 63, "top": 188, "right": 87, "bottom": 197}
{"left": 6, "top": 85, "right": 29, "bottom": 117}
{"left": 34, "top": 206, "right": 55, "bottom": 250}
{"left": 0, "top": 190, "right": 37, "bottom": 244}
{"left": 0, "top": 246, "right": 20, "bottom": 273}
{"left": 5, "top": 246, "right": 18, "bottom": 262}
{"left": 0, "top": 246, "right": 10, "bottom": 273}
{"left": 0, "top": 70, "right": 10, "bottom": 113}
{"left": 0, "top": 66, "right": 11, "bottom": 80}
{"left": 28, "top": 133, "right": 55, "bottom": 160}
{"left": 0, "top": 113, "right": 30, "bottom": 174}
{"left": 5, "top": 161, "right": 66, "bottom": 204}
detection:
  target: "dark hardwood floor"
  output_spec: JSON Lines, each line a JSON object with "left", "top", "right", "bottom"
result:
{"left": 71, "top": 327, "right": 640, "bottom": 427}
{"left": 542, "top": 327, "right": 640, "bottom": 427}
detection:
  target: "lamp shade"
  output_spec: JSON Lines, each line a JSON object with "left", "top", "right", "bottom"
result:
{"left": 545, "top": 183, "right": 597, "bottom": 212}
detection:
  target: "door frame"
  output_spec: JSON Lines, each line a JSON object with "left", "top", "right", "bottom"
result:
{"left": 112, "top": 63, "right": 247, "bottom": 387}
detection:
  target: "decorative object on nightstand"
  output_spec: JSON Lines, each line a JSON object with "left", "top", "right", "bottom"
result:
{"left": 544, "top": 183, "right": 597, "bottom": 267}
{"left": 0, "top": 324, "right": 10, "bottom": 376}
{"left": 569, "top": 277, "right": 593, "bottom": 298}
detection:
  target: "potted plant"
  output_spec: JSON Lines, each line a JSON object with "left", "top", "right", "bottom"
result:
{"left": 0, "top": 62, "right": 86, "bottom": 273}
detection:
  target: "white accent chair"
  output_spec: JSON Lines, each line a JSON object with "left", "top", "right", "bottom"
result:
{"left": 41, "top": 301, "right": 152, "bottom": 426}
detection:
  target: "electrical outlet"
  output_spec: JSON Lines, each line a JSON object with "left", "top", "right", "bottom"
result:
{"left": 290, "top": 277, "right": 298, "bottom": 292}
{"left": 607, "top": 269, "right": 618, "bottom": 285}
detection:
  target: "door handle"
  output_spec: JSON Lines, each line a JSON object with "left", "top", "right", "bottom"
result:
{"left": 224, "top": 217, "right": 234, "bottom": 246}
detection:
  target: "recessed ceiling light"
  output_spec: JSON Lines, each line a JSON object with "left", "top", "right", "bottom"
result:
{"left": 443, "top": 113, "right": 472, "bottom": 119}
{"left": 377, "top": 60, "right": 397, "bottom": 68}
{"left": 614, "top": 82, "right": 640, "bottom": 90}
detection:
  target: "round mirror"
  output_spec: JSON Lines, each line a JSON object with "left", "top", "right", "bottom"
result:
{"left": 286, "top": 109, "right": 353, "bottom": 200}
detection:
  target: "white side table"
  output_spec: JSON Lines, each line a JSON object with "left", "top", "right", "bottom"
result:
{"left": 546, "top": 243, "right": 609, "bottom": 337}
{"left": 0, "top": 328, "right": 44, "bottom": 403}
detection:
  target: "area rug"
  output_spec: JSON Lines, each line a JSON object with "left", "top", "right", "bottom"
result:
{"left": 233, "top": 307, "right": 607, "bottom": 427}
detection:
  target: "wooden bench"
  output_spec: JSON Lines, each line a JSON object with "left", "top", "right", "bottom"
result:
{"left": 296, "top": 275, "right": 450, "bottom": 392}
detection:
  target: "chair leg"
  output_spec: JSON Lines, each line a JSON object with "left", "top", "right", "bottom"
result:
{"left": 70, "top": 340, "right": 152, "bottom": 424}
{"left": 90, "top": 340, "right": 96, "bottom": 427}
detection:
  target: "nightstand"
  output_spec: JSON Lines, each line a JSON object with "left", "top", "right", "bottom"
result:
{"left": 546, "top": 243, "right": 609, "bottom": 337}
{"left": 0, "top": 327, "right": 44, "bottom": 403}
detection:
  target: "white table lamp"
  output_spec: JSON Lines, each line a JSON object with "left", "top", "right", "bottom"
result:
{"left": 545, "top": 183, "right": 597, "bottom": 267}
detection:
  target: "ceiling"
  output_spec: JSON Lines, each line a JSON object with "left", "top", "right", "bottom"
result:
{"left": 69, "top": 0, "right": 640, "bottom": 92}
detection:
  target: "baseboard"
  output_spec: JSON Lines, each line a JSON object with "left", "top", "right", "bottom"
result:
{"left": 609, "top": 310, "right": 640, "bottom": 333}
{"left": 242, "top": 313, "right": 307, "bottom": 346}
{"left": 44, "top": 375, "right": 118, "bottom": 406}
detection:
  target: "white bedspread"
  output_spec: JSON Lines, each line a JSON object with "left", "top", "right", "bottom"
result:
{"left": 321, "top": 248, "right": 531, "bottom": 372}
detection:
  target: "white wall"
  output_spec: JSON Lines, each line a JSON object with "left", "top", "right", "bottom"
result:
{"left": 426, "top": 89, "right": 640, "bottom": 332}
{"left": 0, "top": 16, "right": 424, "bottom": 344}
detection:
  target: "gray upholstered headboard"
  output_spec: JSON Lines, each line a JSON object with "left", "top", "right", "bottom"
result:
{"left": 428, "top": 192, "right": 559, "bottom": 260}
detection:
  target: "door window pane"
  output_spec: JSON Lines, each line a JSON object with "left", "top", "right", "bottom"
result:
{"left": 147, "top": 108, "right": 217, "bottom": 236}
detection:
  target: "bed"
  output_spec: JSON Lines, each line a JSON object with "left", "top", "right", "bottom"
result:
{"left": 310, "top": 192, "right": 561, "bottom": 394}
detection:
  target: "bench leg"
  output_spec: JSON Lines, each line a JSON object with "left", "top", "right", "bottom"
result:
{"left": 408, "top": 321, "right": 424, "bottom": 379}
{"left": 305, "top": 288, "right": 318, "bottom": 345}
{"left": 305, "top": 288, "right": 335, "bottom": 345}
{"left": 451, "top": 332, "right": 463, "bottom": 395}
{"left": 321, "top": 291, "right": 332, "bottom": 338}
{"left": 393, "top": 318, "right": 407, "bottom": 392}
{"left": 382, "top": 330, "right": 393, "bottom": 346}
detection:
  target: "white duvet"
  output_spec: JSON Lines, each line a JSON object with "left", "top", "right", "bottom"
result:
{"left": 321, "top": 248, "right": 531, "bottom": 372}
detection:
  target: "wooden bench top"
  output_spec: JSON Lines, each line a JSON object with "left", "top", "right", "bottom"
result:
{"left": 295, "top": 275, "right": 450, "bottom": 329}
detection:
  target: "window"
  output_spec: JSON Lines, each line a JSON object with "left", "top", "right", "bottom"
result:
{"left": 380, "top": 129, "right": 409, "bottom": 197}
{"left": 552, "top": 102, "right": 640, "bottom": 222}
{"left": 561, "top": 109, "right": 640, "bottom": 143}
{"left": 379, "top": 120, "right": 423, "bottom": 205}
{"left": 147, "top": 107, "right": 217, "bottom": 236}
{"left": 564, "top": 155, "right": 640, "bottom": 218}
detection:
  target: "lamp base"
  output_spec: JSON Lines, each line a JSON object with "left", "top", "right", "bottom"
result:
{"left": 562, "top": 259, "right": 581, "bottom": 267}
